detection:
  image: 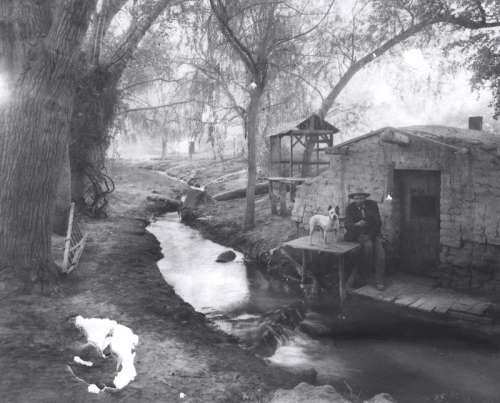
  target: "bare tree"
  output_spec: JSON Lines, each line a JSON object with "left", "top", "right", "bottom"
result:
{"left": 209, "top": 0, "right": 331, "bottom": 228}
{"left": 70, "top": 0, "right": 180, "bottom": 216}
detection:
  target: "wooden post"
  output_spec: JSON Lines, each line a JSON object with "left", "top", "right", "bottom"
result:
{"left": 278, "top": 136, "right": 282, "bottom": 175}
{"left": 290, "top": 183, "right": 296, "bottom": 202}
{"left": 270, "top": 136, "right": 281, "bottom": 176}
{"left": 279, "top": 182, "right": 287, "bottom": 216}
{"left": 316, "top": 141, "right": 319, "bottom": 176}
{"left": 301, "top": 250, "right": 306, "bottom": 284}
{"left": 269, "top": 181, "right": 278, "bottom": 214}
{"left": 289, "top": 135, "right": 293, "bottom": 177}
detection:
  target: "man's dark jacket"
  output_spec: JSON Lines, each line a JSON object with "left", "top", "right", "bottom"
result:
{"left": 344, "top": 199, "right": 382, "bottom": 241}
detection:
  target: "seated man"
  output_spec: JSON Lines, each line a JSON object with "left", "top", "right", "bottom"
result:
{"left": 344, "top": 190, "right": 386, "bottom": 290}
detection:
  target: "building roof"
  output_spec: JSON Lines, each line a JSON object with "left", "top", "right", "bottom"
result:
{"left": 268, "top": 114, "right": 339, "bottom": 138}
{"left": 330, "top": 125, "right": 500, "bottom": 151}
{"left": 402, "top": 126, "right": 500, "bottom": 150}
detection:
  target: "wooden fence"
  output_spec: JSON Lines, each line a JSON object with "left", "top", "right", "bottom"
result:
{"left": 62, "top": 203, "right": 88, "bottom": 274}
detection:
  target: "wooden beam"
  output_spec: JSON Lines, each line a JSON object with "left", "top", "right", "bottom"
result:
{"left": 292, "top": 136, "right": 306, "bottom": 148}
{"left": 276, "top": 160, "right": 330, "bottom": 165}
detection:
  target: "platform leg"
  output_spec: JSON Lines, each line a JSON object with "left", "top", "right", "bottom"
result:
{"left": 279, "top": 182, "right": 288, "bottom": 216}
{"left": 301, "top": 250, "right": 306, "bottom": 284}
{"left": 269, "top": 182, "right": 278, "bottom": 215}
{"left": 339, "top": 255, "right": 346, "bottom": 307}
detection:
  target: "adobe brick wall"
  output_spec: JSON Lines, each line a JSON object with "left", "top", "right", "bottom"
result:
{"left": 291, "top": 133, "right": 500, "bottom": 291}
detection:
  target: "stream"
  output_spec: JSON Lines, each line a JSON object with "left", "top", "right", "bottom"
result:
{"left": 148, "top": 213, "right": 500, "bottom": 403}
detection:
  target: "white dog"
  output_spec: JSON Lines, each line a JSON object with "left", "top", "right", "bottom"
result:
{"left": 309, "top": 205, "right": 340, "bottom": 245}
{"left": 74, "top": 315, "right": 139, "bottom": 390}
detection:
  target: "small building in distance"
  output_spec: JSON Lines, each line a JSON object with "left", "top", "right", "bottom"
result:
{"left": 292, "top": 125, "right": 500, "bottom": 292}
{"left": 268, "top": 114, "right": 339, "bottom": 178}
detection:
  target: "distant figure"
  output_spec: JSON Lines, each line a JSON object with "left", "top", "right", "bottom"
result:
{"left": 188, "top": 141, "right": 195, "bottom": 160}
{"left": 344, "top": 190, "right": 386, "bottom": 290}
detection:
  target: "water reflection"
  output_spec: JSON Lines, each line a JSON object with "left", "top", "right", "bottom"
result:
{"left": 148, "top": 214, "right": 250, "bottom": 313}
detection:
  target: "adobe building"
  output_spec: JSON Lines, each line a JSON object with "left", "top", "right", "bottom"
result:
{"left": 292, "top": 125, "right": 500, "bottom": 291}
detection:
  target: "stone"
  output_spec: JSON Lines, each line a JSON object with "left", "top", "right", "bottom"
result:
{"left": 364, "top": 393, "right": 397, "bottom": 403}
{"left": 270, "top": 382, "right": 350, "bottom": 403}
{"left": 278, "top": 367, "right": 317, "bottom": 384}
{"left": 216, "top": 250, "right": 237, "bottom": 263}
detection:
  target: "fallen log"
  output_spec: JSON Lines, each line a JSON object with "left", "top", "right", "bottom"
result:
{"left": 213, "top": 182, "right": 268, "bottom": 201}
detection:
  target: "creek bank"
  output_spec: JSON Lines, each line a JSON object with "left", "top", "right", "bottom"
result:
{"left": 0, "top": 160, "right": 313, "bottom": 403}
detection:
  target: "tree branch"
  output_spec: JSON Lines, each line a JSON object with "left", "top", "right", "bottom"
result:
{"left": 318, "top": 19, "right": 434, "bottom": 118}
{"left": 272, "top": 0, "right": 335, "bottom": 49}
{"left": 118, "top": 99, "right": 194, "bottom": 114}
{"left": 209, "top": 0, "right": 257, "bottom": 75}
{"left": 104, "top": 0, "right": 174, "bottom": 75}
{"left": 119, "top": 76, "right": 182, "bottom": 92}
{"left": 318, "top": 7, "right": 500, "bottom": 118}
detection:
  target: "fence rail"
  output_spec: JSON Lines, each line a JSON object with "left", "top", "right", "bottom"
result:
{"left": 62, "top": 203, "right": 88, "bottom": 274}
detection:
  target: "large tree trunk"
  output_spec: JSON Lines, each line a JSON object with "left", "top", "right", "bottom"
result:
{"left": 0, "top": 1, "right": 95, "bottom": 279}
{"left": 244, "top": 87, "right": 264, "bottom": 230}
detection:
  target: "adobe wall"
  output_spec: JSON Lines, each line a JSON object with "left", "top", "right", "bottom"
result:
{"left": 291, "top": 133, "right": 500, "bottom": 291}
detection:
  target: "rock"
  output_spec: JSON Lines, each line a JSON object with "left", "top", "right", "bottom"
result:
{"left": 364, "top": 393, "right": 397, "bottom": 403}
{"left": 280, "top": 367, "right": 317, "bottom": 384}
{"left": 270, "top": 382, "right": 350, "bottom": 403}
{"left": 216, "top": 250, "right": 237, "bottom": 263}
{"left": 187, "top": 177, "right": 202, "bottom": 187}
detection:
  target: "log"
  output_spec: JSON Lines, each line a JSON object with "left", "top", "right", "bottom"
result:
{"left": 213, "top": 182, "right": 268, "bottom": 201}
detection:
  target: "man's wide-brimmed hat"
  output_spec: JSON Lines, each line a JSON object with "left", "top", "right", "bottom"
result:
{"left": 348, "top": 190, "right": 370, "bottom": 199}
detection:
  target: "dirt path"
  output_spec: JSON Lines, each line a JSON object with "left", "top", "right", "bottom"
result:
{"left": 0, "top": 160, "right": 301, "bottom": 403}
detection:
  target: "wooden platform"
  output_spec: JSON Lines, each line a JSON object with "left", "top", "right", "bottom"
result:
{"left": 284, "top": 236, "right": 360, "bottom": 255}
{"left": 282, "top": 236, "right": 360, "bottom": 307}
{"left": 351, "top": 274, "right": 495, "bottom": 324}
{"left": 264, "top": 177, "right": 308, "bottom": 183}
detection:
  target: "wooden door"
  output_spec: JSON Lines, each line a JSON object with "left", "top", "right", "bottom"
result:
{"left": 396, "top": 170, "right": 440, "bottom": 274}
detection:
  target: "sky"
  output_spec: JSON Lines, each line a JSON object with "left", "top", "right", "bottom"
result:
{"left": 329, "top": 47, "right": 497, "bottom": 142}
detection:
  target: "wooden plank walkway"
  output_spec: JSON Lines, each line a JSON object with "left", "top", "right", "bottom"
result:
{"left": 352, "top": 274, "right": 495, "bottom": 324}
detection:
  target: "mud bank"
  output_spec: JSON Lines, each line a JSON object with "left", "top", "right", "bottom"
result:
{"left": 0, "top": 160, "right": 316, "bottom": 403}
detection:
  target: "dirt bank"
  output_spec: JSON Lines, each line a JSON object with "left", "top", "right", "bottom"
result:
{"left": 0, "top": 159, "right": 307, "bottom": 403}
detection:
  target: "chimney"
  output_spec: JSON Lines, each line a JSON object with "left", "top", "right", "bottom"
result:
{"left": 468, "top": 116, "right": 483, "bottom": 131}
